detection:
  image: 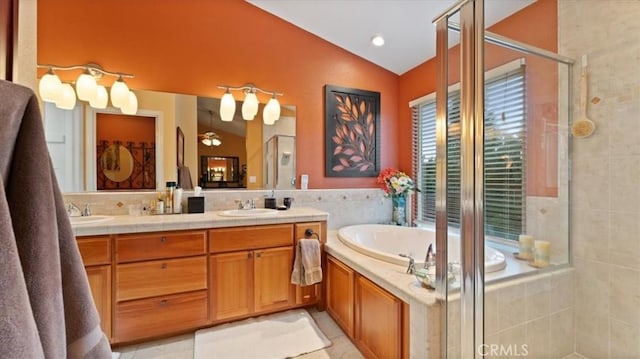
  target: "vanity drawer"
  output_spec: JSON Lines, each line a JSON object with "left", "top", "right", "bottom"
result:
{"left": 116, "top": 230, "right": 206, "bottom": 263}
{"left": 77, "top": 236, "right": 111, "bottom": 266}
{"left": 114, "top": 290, "right": 208, "bottom": 342}
{"left": 209, "top": 224, "right": 293, "bottom": 253}
{"left": 116, "top": 256, "right": 207, "bottom": 301}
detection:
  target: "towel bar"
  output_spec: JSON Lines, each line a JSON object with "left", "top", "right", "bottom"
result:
{"left": 303, "top": 228, "right": 320, "bottom": 241}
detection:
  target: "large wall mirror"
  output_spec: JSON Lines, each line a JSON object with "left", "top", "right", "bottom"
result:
{"left": 43, "top": 89, "right": 296, "bottom": 193}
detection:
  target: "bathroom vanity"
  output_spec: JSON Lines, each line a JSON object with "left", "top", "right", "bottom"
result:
{"left": 73, "top": 208, "right": 328, "bottom": 345}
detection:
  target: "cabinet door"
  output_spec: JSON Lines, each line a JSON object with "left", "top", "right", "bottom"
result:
{"left": 355, "top": 275, "right": 402, "bottom": 359}
{"left": 253, "top": 246, "right": 294, "bottom": 313}
{"left": 85, "top": 265, "right": 112, "bottom": 342}
{"left": 293, "top": 222, "right": 324, "bottom": 305}
{"left": 211, "top": 251, "right": 253, "bottom": 320}
{"left": 326, "top": 256, "right": 354, "bottom": 338}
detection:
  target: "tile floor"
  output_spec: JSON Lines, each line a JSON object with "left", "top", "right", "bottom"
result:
{"left": 113, "top": 308, "right": 364, "bottom": 359}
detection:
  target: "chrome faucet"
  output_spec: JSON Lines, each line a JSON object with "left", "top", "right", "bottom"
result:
{"left": 67, "top": 203, "right": 82, "bottom": 217}
{"left": 424, "top": 243, "right": 435, "bottom": 269}
{"left": 399, "top": 253, "right": 416, "bottom": 274}
{"left": 67, "top": 202, "right": 91, "bottom": 217}
{"left": 235, "top": 199, "right": 256, "bottom": 210}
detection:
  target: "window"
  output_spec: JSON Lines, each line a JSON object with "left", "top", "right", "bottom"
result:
{"left": 412, "top": 63, "right": 526, "bottom": 240}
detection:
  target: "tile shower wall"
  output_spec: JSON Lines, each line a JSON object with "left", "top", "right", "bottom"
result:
{"left": 63, "top": 188, "right": 391, "bottom": 230}
{"left": 560, "top": 1, "right": 640, "bottom": 357}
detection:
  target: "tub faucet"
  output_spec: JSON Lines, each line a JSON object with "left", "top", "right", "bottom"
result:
{"left": 399, "top": 253, "right": 416, "bottom": 274}
{"left": 424, "top": 243, "right": 435, "bottom": 269}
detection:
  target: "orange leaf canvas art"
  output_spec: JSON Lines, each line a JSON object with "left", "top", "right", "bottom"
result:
{"left": 324, "top": 85, "right": 380, "bottom": 177}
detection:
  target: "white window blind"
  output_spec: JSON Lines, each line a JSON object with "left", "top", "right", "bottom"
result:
{"left": 413, "top": 65, "right": 526, "bottom": 240}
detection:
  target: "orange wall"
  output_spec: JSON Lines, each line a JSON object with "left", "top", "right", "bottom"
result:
{"left": 37, "top": 0, "right": 399, "bottom": 190}
{"left": 96, "top": 113, "right": 155, "bottom": 144}
{"left": 398, "top": 0, "right": 559, "bottom": 196}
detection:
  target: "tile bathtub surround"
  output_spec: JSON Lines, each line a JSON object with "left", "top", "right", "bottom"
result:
{"left": 560, "top": 0, "right": 640, "bottom": 357}
{"left": 63, "top": 188, "right": 390, "bottom": 230}
{"left": 449, "top": 270, "right": 574, "bottom": 358}
{"left": 325, "top": 229, "right": 574, "bottom": 358}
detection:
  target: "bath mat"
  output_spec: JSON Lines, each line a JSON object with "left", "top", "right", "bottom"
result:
{"left": 194, "top": 309, "right": 331, "bottom": 359}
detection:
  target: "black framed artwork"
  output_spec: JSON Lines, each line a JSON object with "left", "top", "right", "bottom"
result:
{"left": 324, "top": 85, "right": 380, "bottom": 177}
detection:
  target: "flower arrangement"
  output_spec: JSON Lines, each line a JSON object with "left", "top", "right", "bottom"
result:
{"left": 376, "top": 168, "right": 418, "bottom": 198}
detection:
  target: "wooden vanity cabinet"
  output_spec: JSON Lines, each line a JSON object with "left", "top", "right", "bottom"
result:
{"left": 209, "top": 224, "right": 295, "bottom": 321}
{"left": 77, "top": 235, "right": 112, "bottom": 342}
{"left": 326, "top": 255, "right": 409, "bottom": 359}
{"left": 294, "top": 222, "right": 326, "bottom": 306}
{"left": 113, "top": 230, "right": 208, "bottom": 343}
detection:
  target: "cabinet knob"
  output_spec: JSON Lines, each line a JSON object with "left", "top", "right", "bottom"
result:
{"left": 160, "top": 236, "right": 166, "bottom": 243}
{"left": 159, "top": 300, "right": 168, "bottom": 306}
{"left": 256, "top": 252, "right": 262, "bottom": 258}
{"left": 161, "top": 263, "right": 167, "bottom": 269}
{"left": 248, "top": 252, "right": 252, "bottom": 259}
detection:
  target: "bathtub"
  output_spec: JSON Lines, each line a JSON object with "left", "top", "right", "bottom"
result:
{"left": 337, "top": 224, "right": 506, "bottom": 273}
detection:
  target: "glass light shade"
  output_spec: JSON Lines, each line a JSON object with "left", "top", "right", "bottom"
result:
{"left": 263, "top": 97, "right": 281, "bottom": 125}
{"left": 39, "top": 72, "right": 62, "bottom": 103}
{"left": 212, "top": 138, "right": 222, "bottom": 146}
{"left": 241, "top": 91, "right": 259, "bottom": 120}
{"left": 201, "top": 138, "right": 212, "bottom": 146}
{"left": 110, "top": 79, "right": 130, "bottom": 108}
{"left": 89, "top": 85, "right": 109, "bottom": 109}
{"left": 55, "top": 83, "right": 77, "bottom": 110}
{"left": 121, "top": 91, "right": 138, "bottom": 115}
{"left": 220, "top": 92, "right": 236, "bottom": 122}
{"left": 76, "top": 72, "right": 98, "bottom": 102}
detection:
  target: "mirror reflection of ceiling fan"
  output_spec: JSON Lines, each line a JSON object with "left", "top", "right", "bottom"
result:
{"left": 198, "top": 110, "right": 222, "bottom": 146}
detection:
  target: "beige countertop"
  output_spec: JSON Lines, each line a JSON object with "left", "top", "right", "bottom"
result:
{"left": 71, "top": 207, "right": 329, "bottom": 236}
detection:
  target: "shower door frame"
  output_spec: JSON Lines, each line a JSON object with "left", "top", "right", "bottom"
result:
{"left": 434, "top": 0, "right": 485, "bottom": 358}
{"left": 433, "top": 0, "right": 575, "bottom": 357}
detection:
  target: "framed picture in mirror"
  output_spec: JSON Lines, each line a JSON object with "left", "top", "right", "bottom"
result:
{"left": 324, "top": 85, "right": 380, "bottom": 177}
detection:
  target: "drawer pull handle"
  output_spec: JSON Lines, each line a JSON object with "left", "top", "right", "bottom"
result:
{"left": 256, "top": 252, "right": 261, "bottom": 258}
{"left": 248, "top": 253, "right": 252, "bottom": 259}
{"left": 160, "top": 237, "right": 166, "bottom": 243}
{"left": 159, "top": 300, "right": 168, "bottom": 306}
{"left": 161, "top": 263, "right": 167, "bottom": 269}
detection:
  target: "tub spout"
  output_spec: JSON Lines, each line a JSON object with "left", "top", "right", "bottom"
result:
{"left": 424, "top": 243, "right": 435, "bottom": 269}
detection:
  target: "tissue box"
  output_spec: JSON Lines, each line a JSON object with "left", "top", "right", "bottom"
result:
{"left": 187, "top": 197, "right": 204, "bottom": 213}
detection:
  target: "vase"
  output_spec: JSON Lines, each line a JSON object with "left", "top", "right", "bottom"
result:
{"left": 391, "top": 195, "right": 406, "bottom": 226}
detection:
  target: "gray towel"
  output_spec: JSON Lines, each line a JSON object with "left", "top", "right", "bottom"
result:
{"left": 0, "top": 80, "right": 112, "bottom": 358}
{"left": 291, "top": 238, "right": 323, "bottom": 286}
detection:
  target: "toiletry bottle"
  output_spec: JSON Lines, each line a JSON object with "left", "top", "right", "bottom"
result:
{"left": 173, "top": 187, "right": 183, "bottom": 214}
{"left": 165, "top": 181, "right": 176, "bottom": 213}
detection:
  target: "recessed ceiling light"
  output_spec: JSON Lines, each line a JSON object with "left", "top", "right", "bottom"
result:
{"left": 371, "top": 35, "right": 385, "bottom": 47}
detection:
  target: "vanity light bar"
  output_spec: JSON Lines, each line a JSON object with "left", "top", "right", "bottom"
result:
{"left": 37, "top": 63, "right": 135, "bottom": 79}
{"left": 36, "top": 63, "right": 137, "bottom": 114}
{"left": 216, "top": 83, "right": 283, "bottom": 124}
{"left": 217, "top": 83, "right": 283, "bottom": 97}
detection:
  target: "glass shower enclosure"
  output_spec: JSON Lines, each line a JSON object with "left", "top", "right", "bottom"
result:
{"left": 432, "top": 0, "right": 573, "bottom": 357}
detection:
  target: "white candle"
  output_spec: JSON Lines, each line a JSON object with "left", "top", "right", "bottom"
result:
{"left": 518, "top": 234, "right": 534, "bottom": 260}
{"left": 534, "top": 240, "right": 551, "bottom": 267}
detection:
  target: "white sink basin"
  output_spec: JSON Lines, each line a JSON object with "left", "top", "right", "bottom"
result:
{"left": 69, "top": 215, "right": 114, "bottom": 225}
{"left": 218, "top": 209, "right": 279, "bottom": 217}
